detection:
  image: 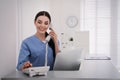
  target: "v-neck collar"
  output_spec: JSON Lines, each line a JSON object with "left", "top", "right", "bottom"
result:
{"left": 33, "top": 35, "right": 46, "bottom": 44}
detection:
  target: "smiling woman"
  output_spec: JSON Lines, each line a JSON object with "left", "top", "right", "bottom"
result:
{"left": 16, "top": 11, "right": 60, "bottom": 71}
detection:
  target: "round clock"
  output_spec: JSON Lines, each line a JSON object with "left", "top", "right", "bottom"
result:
{"left": 66, "top": 16, "right": 78, "bottom": 28}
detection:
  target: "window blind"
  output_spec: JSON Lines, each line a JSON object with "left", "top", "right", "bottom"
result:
{"left": 80, "top": 0, "right": 111, "bottom": 56}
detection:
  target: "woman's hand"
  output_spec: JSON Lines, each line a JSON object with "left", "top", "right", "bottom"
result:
{"left": 49, "top": 28, "right": 57, "bottom": 42}
{"left": 21, "top": 61, "right": 32, "bottom": 71}
{"left": 49, "top": 28, "right": 60, "bottom": 54}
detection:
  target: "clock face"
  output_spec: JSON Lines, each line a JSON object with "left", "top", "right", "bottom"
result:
{"left": 66, "top": 16, "right": 78, "bottom": 28}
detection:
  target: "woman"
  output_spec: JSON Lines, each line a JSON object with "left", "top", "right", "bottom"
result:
{"left": 17, "top": 11, "right": 60, "bottom": 71}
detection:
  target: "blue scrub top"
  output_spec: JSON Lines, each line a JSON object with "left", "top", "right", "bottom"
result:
{"left": 17, "top": 35, "right": 54, "bottom": 70}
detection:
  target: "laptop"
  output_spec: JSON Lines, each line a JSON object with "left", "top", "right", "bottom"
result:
{"left": 53, "top": 48, "right": 82, "bottom": 71}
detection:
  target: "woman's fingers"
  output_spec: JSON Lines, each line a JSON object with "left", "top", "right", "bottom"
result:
{"left": 25, "top": 61, "right": 32, "bottom": 68}
{"left": 49, "top": 27, "right": 54, "bottom": 31}
{"left": 21, "top": 61, "right": 32, "bottom": 70}
{"left": 49, "top": 31, "right": 57, "bottom": 37}
{"left": 26, "top": 61, "right": 32, "bottom": 67}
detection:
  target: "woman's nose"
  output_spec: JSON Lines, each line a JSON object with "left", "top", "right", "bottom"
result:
{"left": 41, "top": 23, "right": 45, "bottom": 27}
{"left": 41, "top": 23, "right": 44, "bottom": 26}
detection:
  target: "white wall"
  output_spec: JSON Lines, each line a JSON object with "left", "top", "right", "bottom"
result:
{"left": 111, "top": 0, "right": 118, "bottom": 68}
{"left": 110, "top": 0, "right": 120, "bottom": 70}
{"left": 0, "top": 0, "right": 17, "bottom": 79}
{"left": 50, "top": 0, "right": 89, "bottom": 54}
{"left": 117, "top": 0, "right": 120, "bottom": 70}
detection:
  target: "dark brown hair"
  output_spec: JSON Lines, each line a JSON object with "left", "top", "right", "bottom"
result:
{"left": 35, "top": 11, "right": 56, "bottom": 59}
{"left": 34, "top": 11, "right": 51, "bottom": 23}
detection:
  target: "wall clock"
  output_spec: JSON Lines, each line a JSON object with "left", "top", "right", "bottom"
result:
{"left": 66, "top": 16, "right": 78, "bottom": 28}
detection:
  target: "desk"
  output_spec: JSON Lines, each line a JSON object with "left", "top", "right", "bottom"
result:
{"left": 1, "top": 60, "right": 120, "bottom": 80}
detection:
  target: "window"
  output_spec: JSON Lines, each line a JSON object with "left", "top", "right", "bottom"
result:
{"left": 80, "top": 0, "right": 111, "bottom": 56}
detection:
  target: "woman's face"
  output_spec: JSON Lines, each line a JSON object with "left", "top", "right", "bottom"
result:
{"left": 34, "top": 16, "right": 50, "bottom": 34}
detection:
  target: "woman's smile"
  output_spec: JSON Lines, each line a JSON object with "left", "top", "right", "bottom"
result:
{"left": 38, "top": 26, "right": 47, "bottom": 33}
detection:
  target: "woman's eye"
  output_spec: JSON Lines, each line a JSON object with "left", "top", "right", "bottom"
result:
{"left": 45, "top": 22, "right": 48, "bottom": 25}
{"left": 37, "top": 20, "right": 42, "bottom": 24}
{"left": 38, "top": 21, "right": 41, "bottom": 24}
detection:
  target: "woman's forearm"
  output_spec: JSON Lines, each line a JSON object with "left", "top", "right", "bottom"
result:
{"left": 54, "top": 40, "right": 60, "bottom": 55}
